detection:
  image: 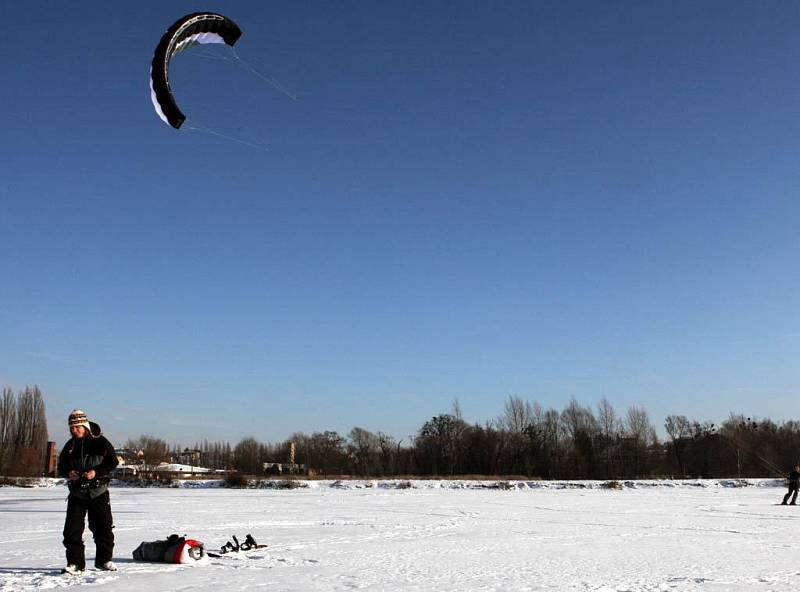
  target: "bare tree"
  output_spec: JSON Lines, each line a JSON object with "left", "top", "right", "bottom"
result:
{"left": 597, "top": 398, "right": 619, "bottom": 478}
{"left": 125, "top": 435, "right": 170, "bottom": 470}
{"left": 0, "top": 388, "right": 16, "bottom": 473}
{"left": 416, "top": 411, "right": 469, "bottom": 476}
{"left": 233, "top": 436, "right": 262, "bottom": 474}
{"left": 718, "top": 413, "right": 781, "bottom": 477}
{"left": 497, "top": 396, "right": 545, "bottom": 476}
{"left": 623, "top": 406, "right": 657, "bottom": 477}
{"left": 376, "top": 432, "right": 398, "bottom": 475}
{"left": 499, "top": 396, "right": 532, "bottom": 434}
{"left": 561, "top": 397, "right": 598, "bottom": 478}
{"left": 297, "top": 431, "right": 347, "bottom": 475}
{"left": 449, "top": 399, "right": 468, "bottom": 473}
{"left": 537, "top": 407, "right": 564, "bottom": 479}
{"left": 664, "top": 415, "right": 691, "bottom": 477}
{"left": 348, "top": 427, "right": 381, "bottom": 476}
{"left": 9, "top": 387, "right": 49, "bottom": 476}
{"left": 625, "top": 406, "right": 656, "bottom": 445}
{"left": 597, "top": 398, "right": 619, "bottom": 441}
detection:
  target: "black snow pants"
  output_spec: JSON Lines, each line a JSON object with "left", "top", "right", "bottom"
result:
{"left": 63, "top": 491, "right": 114, "bottom": 569}
{"left": 783, "top": 483, "right": 798, "bottom": 505}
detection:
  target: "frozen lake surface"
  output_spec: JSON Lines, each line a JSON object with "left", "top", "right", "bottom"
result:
{"left": 0, "top": 480, "right": 797, "bottom": 591}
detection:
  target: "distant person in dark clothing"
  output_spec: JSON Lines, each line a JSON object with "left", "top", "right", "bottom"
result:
{"left": 782, "top": 465, "right": 800, "bottom": 505}
{"left": 57, "top": 409, "right": 119, "bottom": 574}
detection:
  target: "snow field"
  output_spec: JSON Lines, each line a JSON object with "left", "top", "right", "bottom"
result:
{"left": 0, "top": 482, "right": 798, "bottom": 591}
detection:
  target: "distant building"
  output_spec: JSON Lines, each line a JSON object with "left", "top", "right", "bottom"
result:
{"left": 44, "top": 441, "right": 57, "bottom": 477}
{"left": 111, "top": 465, "right": 139, "bottom": 479}
{"left": 175, "top": 448, "right": 202, "bottom": 465}
{"left": 263, "top": 462, "right": 307, "bottom": 475}
{"left": 262, "top": 441, "right": 306, "bottom": 475}
{"left": 152, "top": 462, "right": 213, "bottom": 474}
{"left": 115, "top": 448, "right": 144, "bottom": 466}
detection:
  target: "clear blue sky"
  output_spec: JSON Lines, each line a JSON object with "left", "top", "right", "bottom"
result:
{"left": 2, "top": 2, "right": 798, "bottom": 446}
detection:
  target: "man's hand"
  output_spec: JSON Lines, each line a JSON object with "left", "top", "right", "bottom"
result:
{"left": 68, "top": 470, "right": 80, "bottom": 481}
{"left": 84, "top": 470, "right": 96, "bottom": 480}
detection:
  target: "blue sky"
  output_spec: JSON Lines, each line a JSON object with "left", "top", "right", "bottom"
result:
{"left": 2, "top": 2, "right": 799, "bottom": 446}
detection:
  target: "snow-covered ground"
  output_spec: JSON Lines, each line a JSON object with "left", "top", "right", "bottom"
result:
{"left": 1, "top": 479, "right": 798, "bottom": 591}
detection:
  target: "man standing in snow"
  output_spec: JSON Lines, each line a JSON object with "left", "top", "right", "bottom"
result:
{"left": 57, "top": 409, "right": 119, "bottom": 574}
{"left": 782, "top": 464, "right": 800, "bottom": 505}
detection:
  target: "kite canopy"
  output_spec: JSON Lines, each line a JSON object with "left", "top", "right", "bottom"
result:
{"left": 150, "top": 12, "right": 242, "bottom": 129}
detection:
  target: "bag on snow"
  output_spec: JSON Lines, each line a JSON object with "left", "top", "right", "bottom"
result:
{"left": 133, "top": 533, "right": 206, "bottom": 564}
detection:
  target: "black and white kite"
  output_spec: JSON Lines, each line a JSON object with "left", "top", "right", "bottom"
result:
{"left": 150, "top": 12, "right": 242, "bottom": 129}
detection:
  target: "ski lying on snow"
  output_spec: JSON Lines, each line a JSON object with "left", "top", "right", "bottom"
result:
{"left": 208, "top": 533, "right": 267, "bottom": 558}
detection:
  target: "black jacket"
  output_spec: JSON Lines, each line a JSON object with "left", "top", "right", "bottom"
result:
{"left": 789, "top": 470, "right": 800, "bottom": 486}
{"left": 58, "top": 421, "right": 118, "bottom": 499}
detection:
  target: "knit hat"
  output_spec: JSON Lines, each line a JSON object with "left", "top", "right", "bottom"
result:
{"left": 68, "top": 409, "right": 90, "bottom": 430}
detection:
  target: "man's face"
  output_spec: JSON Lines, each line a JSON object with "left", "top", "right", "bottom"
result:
{"left": 70, "top": 425, "right": 88, "bottom": 439}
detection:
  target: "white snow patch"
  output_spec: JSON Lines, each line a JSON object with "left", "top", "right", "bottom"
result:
{"left": 0, "top": 479, "right": 795, "bottom": 591}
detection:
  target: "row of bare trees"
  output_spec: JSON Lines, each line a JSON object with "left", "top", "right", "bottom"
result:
{"left": 7, "top": 386, "right": 799, "bottom": 480}
{"left": 0, "top": 386, "right": 49, "bottom": 476}
{"left": 261, "top": 398, "right": 663, "bottom": 479}
{"left": 147, "top": 397, "right": 800, "bottom": 480}
{"left": 663, "top": 413, "right": 800, "bottom": 479}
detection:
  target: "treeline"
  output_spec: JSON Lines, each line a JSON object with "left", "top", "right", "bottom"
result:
{"left": 141, "top": 397, "right": 800, "bottom": 480}
{"left": 4, "top": 387, "right": 799, "bottom": 480}
{"left": 0, "top": 386, "right": 49, "bottom": 476}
